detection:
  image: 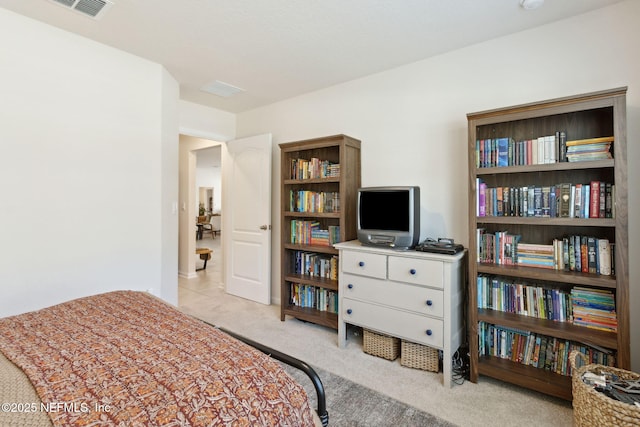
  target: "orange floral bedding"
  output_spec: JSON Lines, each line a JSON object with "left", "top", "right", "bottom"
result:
{"left": 0, "top": 291, "right": 315, "bottom": 426}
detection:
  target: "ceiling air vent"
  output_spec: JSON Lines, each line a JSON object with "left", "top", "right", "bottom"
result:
{"left": 201, "top": 80, "right": 246, "bottom": 98}
{"left": 48, "top": 0, "right": 114, "bottom": 20}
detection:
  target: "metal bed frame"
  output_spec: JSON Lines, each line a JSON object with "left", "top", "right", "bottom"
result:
{"left": 206, "top": 324, "right": 329, "bottom": 427}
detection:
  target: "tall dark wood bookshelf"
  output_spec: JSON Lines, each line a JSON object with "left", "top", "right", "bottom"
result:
{"left": 280, "top": 135, "right": 361, "bottom": 329}
{"left": 466, "top": 88, "right": 629, "bottom": 400}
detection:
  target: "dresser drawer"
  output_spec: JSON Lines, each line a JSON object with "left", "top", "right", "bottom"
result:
{"left": 341, "top": 250, "right": 387, "bottom": 279}
{"left": 342, "top": 273, "right": 444, "bottom": 317}
{"left": 342, "top": 298, "right": 443, "bottom": 348}
{"left": 388, "top": 256, "right": 443, "bottom": 288}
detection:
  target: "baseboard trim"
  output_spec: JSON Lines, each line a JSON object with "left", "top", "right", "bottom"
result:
{"left": 178, "top": 271, "right": 198, "bottom": 279}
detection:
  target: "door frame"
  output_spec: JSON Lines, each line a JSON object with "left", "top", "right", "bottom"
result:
{"left": 178, "top": 134, "right": 223, "bottom": 279}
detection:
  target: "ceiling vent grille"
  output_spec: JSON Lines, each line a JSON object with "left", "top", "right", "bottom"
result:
{"left": 48, "top": 0, "right": 114, "bottom": 20}
{"left": 201, "top": 80, "right": 246, "bottom": 98}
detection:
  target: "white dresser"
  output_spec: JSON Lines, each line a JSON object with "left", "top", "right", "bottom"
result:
{"left": 335, "top": 240, "right": 466, "bottom": 388}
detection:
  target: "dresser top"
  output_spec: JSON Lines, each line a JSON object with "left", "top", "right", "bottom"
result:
{"left": 334, "top": 240, "right": 466, "bottom": 262}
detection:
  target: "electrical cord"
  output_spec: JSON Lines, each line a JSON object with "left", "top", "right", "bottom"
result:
{"left": 451, "top": 348, "right": 470, "bottom": 385}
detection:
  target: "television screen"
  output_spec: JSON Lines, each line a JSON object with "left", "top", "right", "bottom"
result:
{"left": 359, "top": 190, "right": 410, "bottom": 231}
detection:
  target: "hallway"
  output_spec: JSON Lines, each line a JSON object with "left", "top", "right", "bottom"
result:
{"left": 179, "top": 234, "right": 222, "bottom": 304}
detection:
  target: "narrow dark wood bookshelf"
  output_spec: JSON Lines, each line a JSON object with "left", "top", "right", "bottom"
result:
{"left": 467, "top": 88, "right": 629, "bottom": 400}
{"left": 279, "top": 134, "right": 361, "bottom": 330}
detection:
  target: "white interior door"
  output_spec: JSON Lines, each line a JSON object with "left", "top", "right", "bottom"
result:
{"left": 223, "top": 134, "right": 272, "bottom": 304}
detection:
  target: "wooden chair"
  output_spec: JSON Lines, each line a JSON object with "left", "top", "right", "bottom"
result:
{"left": 197, "top": 215, "right": 213, "bottom": 238}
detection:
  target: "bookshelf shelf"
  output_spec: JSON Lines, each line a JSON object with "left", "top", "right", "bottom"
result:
{"left": 478, "top": 356, "right": 572, "bottom": 400}
{"left": 476, "top": 159, "right": 614, "bottom": 175}
{"left": 284, "top": 211, "right": 342, "bottom": 219}
{"left": 283, "top": 177, "right": 341, "bottom": 185}
{"left": 283, "top": 273, "right": 339, "bottom": 292}
{"left": 477, "top": 309, "right": 618, "bottom": 350}
{"left": 467, "top": 88, "right": 629, "bottom": 400}
{"left": 476, "top": 216, "right": 615, "bottom": 227}
{"left": 476, "top": 263, "right": 617, "bottom": 289}
{"left": 281, "top": 306, "right": 339, "bottom": 330}
{"left": 282, "top": 243, "right": 339, "bottom": 255}
{"left": 280, "top": 135, "right": 361, "bottom": 329}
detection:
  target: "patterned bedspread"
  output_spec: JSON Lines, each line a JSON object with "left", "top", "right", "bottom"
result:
{"left": 0, "top": 291, "right": 315, "bottom": 426}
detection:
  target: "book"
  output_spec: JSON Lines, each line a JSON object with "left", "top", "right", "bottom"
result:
{"left": 580, "top": 236, "right": 588, "bottom": 273}
{"left": 559, "top": 183, "right": 571, "bottom": 217}
{"left": 605, "top": 183, "right": 613, "bottom": 218}
{"left": 589, "top": 181, "right": 600, "bottom": 218}
{"left": 598, "top": 182, "right": 606, "bottom": 218}
{"left": 478, "top": 180, "right": 487, "bottom": 216}
{"left": 497, "top": 138, "right": 510, "bottom": 167}
{"left": 565, "top": 136, "right": 614, "bottom": 146}
{"left": 574, "top": 184, "right": 582, "bottom": 218}
{"left": 597, "top": 239, "right": 611, "bottom": 275}
{"left": 558, "top": 131, "right": 567, "bottom": 162}
{"left": 587, "top": 237, "right": 597, "bottom": 274}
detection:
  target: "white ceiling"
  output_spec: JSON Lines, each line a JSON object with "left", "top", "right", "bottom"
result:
{"left": 0, "top": 0, "right": 624, "bottom": 113}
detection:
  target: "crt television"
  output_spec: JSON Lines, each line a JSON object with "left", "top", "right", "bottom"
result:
{"left": 357, "top": 186, "right": 420, "bottom": 249}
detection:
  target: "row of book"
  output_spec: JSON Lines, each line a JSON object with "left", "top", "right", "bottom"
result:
{"left": 478, "top": 322, "right": 615, "bottom": 376}
{"left": 476, "top": 180, "right": 615, "bottom": 219}
{"left": 476, "top": 275, "right": 573, "bottom": 322}
{"left": 571, "top": 287, "right": 618, "bottom": 332}
{"left": 288, "top": 190, "right": 340, "bottom": 213}
{"left": 475, "top": 133, "right": 613, "bottom": 168}
{"left": 290, "top": 220, "right": 341, "bottom": 246}
{"left": 288, "top": 157, "right": 340, "bottom": 180}
{"left": 289, "top": 283, "right": 338, "bottom": 313}
{"left": 476, "top": 230, "right": 614, "bottom": 275}
{"left": 291, "top": 251, "right": 338, "bottom": 280}
{"left": 476, "top": 276, "right": 618, "bottom": 332}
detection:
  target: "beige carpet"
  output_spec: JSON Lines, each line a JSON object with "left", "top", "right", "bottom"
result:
{"left": 180, "top": 239, "right": 572, "bottom": 426}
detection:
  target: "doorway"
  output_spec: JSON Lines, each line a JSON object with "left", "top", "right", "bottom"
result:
{"left": 178, "top": 135, "right": 222, "bottom": 282}
{"left": 177, "top": 133, "right": 273, "bottom": 307}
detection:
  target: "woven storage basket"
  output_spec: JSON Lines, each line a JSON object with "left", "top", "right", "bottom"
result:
{"left": 363, "top": 329, "right": 400, "bottom": 361}
{"left": 400, "top": 340, "right": 439, "bottom": 372}
{"left": 570, "top": 350, "right": 640, "bottom": 427}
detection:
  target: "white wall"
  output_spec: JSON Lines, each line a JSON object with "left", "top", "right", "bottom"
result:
{"left": 237, "top": 1, "right": 640, "bottom": 370}
{"left": 160, "top": 68, "right": 180, "bottom": 304}
{"left": 0, "top": 9, "right": 179, "bottom": 314}
{"left": 180, "top": 100, "right": 236, "bottom": 142}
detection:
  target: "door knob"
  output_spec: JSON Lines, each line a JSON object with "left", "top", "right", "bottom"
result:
{"left": 259, "top": 224, "right": 270, "bottom": 230}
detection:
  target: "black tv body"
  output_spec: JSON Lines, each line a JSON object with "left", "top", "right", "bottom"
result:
{"left": 357, "top": 186, "right": 420, "bottom": 249}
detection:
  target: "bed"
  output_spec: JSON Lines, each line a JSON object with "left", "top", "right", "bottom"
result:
{"left": 0, "top": 291, "right": 328, "bottom": 426}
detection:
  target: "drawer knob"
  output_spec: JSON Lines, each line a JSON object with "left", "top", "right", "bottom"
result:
{"left": 346, "top": 309, "right": 353, "bottom": 315}
{"left": 426, "top": 300, "right": 433, "bottom": 306}
{"left": 358, "top": 261, "right": 365, "bottom": 267}
{"left": 410, "top": 269, "right": 417, "bottom": 275}
{"left": 426, "top": 329, "right": 433, "bottom": 336}
{"left": 347, "top": 284, "right": 354, "bottom": 289}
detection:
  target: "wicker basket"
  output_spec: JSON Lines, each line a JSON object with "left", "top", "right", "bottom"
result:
{"left": 400, "top": 340, "right": 439, "bottom": 372}
{"left": 570, "top": 350, "right": 640, "bottom": 427}
{"left": 363, "top": 329, "right": 400, "bottom": 361}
